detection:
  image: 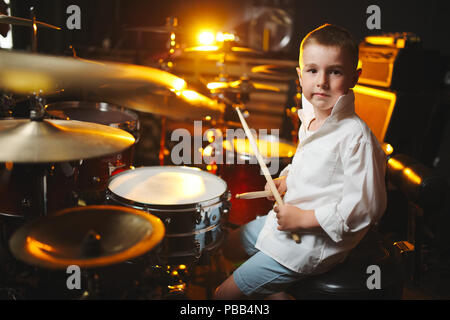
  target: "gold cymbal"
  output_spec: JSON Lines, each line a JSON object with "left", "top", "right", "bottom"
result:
{"left": 206, "top": 78, "right": 280, "bottom": 94}
{"left": 184, "top": 45, "right": 262, "bottom": 55}
{"left": 0, "top": 119, "right": 135, "bottom": 163}
{"left": 0, "top": 50, "right": 187, "bottom": 95}
{"left": 92, "top": 87, "right": 225, "bottom": 121}
{"left": 251, "top": 64, "right": 298, "bottom": 79}
{"left": 0, "top": 14, "right": 61, "bottom": 30}
{"left": 9, "top": 205, "right": 165, "bottom": 269}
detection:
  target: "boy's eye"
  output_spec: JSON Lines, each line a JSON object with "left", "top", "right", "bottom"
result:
{"left": 307, "top": 69, "right": 317, "bottom": 73}
{"left": 330, "top": 70, "right": 342, "bottom": 75}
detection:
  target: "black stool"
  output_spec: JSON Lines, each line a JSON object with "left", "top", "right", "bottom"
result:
{"left": 286, "top": 229, "right": 405, "bottom": 300}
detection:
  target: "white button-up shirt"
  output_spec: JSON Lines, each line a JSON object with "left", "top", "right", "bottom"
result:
{"left": 255, "top": 90, "right": 387, "bottom": 274}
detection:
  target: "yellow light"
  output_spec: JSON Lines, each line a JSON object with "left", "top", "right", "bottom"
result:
{"left": 173, "top": 78, "right": 187, "bottom": 91}
{"left": 365, "top": 36, "right": 395, "bottom": 46}
{"left": 203, "top": 145, "right": 214, "bottom": 157}
{"left": 396, "top": 38, "right": 405, "bottom": 48}
{"left": 216, "top": 32, "right": 235, "bottom": 42}
{"left": 180, "top": 89, "right": 200, "bottom": 100}
{"left": 205, "top": 115, "right": 211, "bottom": 121}
{"left": 290, "top": 107, "right": 297, "bottom": 114}
{"left": 382, "top": 143, "right": 394, "bottom": 156}
{"left": 185, "top": 45, "right": 219, "bottom": 52}
{"left": 207, "top": 82, "right": 228, "bottom": 90}
{"left": 198, "top": 31, "right": 216, "bottom": 46}
{"left": 170, "top": 33, "right": 175, "bottom": 41}
{"left": 387, "top": 158, "right": 404, "bottom": 171}
{"left": 178, "top": 264, "right": 186, "bottom": 270}
{"left": 403, "top": 168, "right": 422, "bottom": 185}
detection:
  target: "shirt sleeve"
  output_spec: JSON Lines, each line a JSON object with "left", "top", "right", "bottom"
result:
{"left": 279, "top": 164, "right": 291, "bottom": 178}
{"left": 314, "top": 141, "right": 387, "bottom": 243}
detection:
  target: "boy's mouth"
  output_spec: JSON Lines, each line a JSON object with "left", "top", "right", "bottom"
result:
{"left": 313, "top": 92, "right": 329, "bottom": 97}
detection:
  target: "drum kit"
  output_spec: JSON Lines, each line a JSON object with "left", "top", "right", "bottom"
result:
{"left": 0, "top": 12, "right": 298, "bottom": 299}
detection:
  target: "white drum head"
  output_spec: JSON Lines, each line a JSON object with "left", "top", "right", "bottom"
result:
{"left": 108, "top": 166, "right": 227, "bottom": 205}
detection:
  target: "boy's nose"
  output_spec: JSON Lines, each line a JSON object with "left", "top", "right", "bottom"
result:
{"left": 316, "top": 72, "right": 329, "bottom": 88}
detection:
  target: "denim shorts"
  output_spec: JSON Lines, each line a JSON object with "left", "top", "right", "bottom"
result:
{"left": 232, "top": 215, "right": 304, "bottom": 297}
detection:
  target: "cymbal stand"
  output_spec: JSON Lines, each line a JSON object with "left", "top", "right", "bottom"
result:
{"left": 29, "top": 7, "right": 37, "bottom": 53}
{"left": 158, "top": 17, "right": 179, "bottom": 166}
{"left": 26, "top": 94, "right": 49, "bottom": 219}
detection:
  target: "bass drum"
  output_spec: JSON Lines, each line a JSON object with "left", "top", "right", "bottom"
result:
{"left": 218, "top": 134, "right": 297, "bottom": 226}
{"left": 45, "top": 101, "right": 140, "bottom": 204}
{"left": 106, "top": 166, "right": 230, "bottom": 264}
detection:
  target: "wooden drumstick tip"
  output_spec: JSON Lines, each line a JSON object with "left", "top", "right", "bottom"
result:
{"left": 292, "top": 233, "right": 301, "bottom": 243}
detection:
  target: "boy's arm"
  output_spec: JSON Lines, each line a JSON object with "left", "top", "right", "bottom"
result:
{"left": 313, "top": 141, "right": 387, "bottom": 242}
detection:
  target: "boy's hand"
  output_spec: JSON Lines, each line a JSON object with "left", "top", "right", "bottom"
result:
{"left": 274, "top": 205, "right": 320, "bottom": 232}
{"left": 265, "top": 176, "right": 287, "bottom": 201}
{"left": 273, "top": 204, "right": 301, "bottom": 232}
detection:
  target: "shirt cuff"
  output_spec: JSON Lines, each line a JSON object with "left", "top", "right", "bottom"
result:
{"left": 279, "top": 164, "right": 291, "bottom": 178}
{"left": 314, "top": 202, "right": 345, "bottom": 243}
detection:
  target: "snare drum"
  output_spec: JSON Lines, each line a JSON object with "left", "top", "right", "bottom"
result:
{"left": 219, "top": 134, "right": 297, "bottom": 226}
{"left": 106, "top": 166, "right": 230, "bottom": 263}
{"left": 45, "top": 101, "right": 140, "bottom": 203}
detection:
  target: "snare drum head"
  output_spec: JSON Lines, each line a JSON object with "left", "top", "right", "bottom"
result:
{"left": 108, "top": 166, "right": 227, "bottom": 205}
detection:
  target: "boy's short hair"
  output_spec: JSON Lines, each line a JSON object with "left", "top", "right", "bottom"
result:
{"left": 299, "top": 24, "right": 359, "bottom": 70}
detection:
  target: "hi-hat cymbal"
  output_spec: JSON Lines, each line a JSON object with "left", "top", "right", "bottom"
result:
{"left": 0, "top": 119, "right": 135, "bottom": 163}
{"left": 0, "top": 50, "right": 187, "bottom": 95}
{"left": 9, "top": 205, "right": 165, "bottom": 269}
{"left": 0, "top": 14, "right": 61, "bottom": 30}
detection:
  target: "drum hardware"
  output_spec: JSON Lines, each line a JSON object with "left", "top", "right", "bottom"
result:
{"left": 106, "top": 166, "right": 230, "bottom": 264}
{"left": 0, "top": 12, "right": 61, "bottom": 30}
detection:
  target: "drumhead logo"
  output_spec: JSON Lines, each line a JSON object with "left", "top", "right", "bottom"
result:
{"left": 170, "top": 121, "right": 284, "bottom": 175}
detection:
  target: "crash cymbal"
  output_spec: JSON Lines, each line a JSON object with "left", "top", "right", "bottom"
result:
{"left": 0, "top": 119, "right": 135, "bottom": 163}
{"left": 251, "top": 64, "right": 297, "bottom": 79}
{"left": 0, "top": 50, "right": 187, "bottom": 95}
{"left": 9, "top": 205, "right": 165, "bottom": 269}
{"left": 0, "top": 14, "right": 61, "bottom": 30}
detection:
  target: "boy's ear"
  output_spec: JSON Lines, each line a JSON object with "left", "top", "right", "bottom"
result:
{"left": 350, "top": 68, "right": 362, "bottom": 88}
{"left": 296, "top": 67, "right": 302, "bottom": 87}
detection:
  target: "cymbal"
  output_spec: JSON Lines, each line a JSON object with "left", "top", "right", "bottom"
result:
{"left": 0, "top": 119, "right": 135, "bottom": 163}
{"left": 184, "top": 45, "right": 262, "bottom": 55}
{"left": 206, "top": 78, "right": 280, "bottom": 94}
{"left": 126, "top": 26, "right": 184, "bottom": 34}
{"left": 0, "top": 14, "right": 61, "bottom": 30}
{"left": 0, "top": 50, "right": 187, "bottom": 95}
{"left": 9, "top": 205, "right": 165, "bottom": 269}
{"left": 97, "top": 87, "right": 225, "bottom": 121}
{"left": 251, "top": 64, "right": 298, "bottom": 79}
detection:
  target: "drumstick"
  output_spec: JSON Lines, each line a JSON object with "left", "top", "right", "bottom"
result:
{"left": 235, "top": 190, "right": 272, "bottom": 199}
{"left": 235, "top": 107, "right": 301, "bottom": 243}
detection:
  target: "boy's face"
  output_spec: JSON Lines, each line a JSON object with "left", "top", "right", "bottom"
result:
{"left": 297, "top": 42, "right": 361, "bottom": 112}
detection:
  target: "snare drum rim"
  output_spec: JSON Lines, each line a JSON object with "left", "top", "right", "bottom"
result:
{"left": 106, "top": 166, "right": 230, "bottom": 212}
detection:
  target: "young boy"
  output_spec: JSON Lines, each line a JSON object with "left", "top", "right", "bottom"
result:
{"left": 214, "top": 24, "right": 387, "bottom": 299}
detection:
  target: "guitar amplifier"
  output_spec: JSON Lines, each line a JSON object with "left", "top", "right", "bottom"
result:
{"left": 358, "top": 33, "right": 440, "bottom": 91}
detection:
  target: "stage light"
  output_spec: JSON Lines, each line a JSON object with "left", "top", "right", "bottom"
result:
{"left": 198, "top": 31, "right": 216, "bottom": 46}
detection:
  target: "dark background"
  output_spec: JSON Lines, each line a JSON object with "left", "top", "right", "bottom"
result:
{"left": 7, "top": 0, "right": 450, "bottom": 59}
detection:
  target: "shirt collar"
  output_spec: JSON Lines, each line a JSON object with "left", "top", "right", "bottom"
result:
{"left": 298, "top": 89, "right": 355, "bottom": 126}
